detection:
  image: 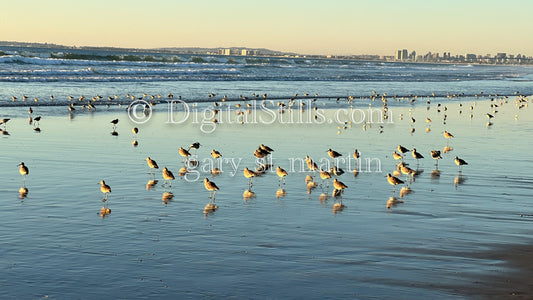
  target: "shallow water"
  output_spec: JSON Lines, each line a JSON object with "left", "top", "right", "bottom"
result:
{"left": 1, "top": 96, "right": 532, "bottom": 299}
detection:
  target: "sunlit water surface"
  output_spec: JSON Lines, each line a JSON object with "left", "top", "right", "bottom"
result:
{"left": 1, "top": 96, "right": 532, "bottom": 299}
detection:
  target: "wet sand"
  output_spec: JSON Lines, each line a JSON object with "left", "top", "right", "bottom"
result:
{"left": 1, "top": 95, "right": 532, "bottom": 299}
{"left": 459, "top": 243, "right": 533, "bottom": 299}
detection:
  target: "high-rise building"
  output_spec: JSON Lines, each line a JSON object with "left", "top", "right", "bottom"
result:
{"left": 395, "top": 49, "right": 409, "bottom": 61}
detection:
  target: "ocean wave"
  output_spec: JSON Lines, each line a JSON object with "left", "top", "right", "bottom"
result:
{"left": 0, "top": 55, "right": 248, "bottom": 68}
{"left": 0, "top": 66, "right": 240, "bottom": 77}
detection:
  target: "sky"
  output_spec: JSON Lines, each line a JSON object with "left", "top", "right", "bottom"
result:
{"left": 2, "top": 0, "right": 533, "bottom": 56}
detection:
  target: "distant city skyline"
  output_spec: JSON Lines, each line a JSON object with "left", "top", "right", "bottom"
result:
{"left": 2, "top": 0, "right": 533, "bottom": 56}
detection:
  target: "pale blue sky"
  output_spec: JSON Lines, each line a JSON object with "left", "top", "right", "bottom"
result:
{"left": 2, "top": 0, "right": 532, "bottom": 56}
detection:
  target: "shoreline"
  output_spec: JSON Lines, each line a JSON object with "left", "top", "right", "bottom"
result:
{"left": 456, "top": 243, "right": 533, "bottom": 299}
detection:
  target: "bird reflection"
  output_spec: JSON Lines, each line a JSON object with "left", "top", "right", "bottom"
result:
{"left": 99, "top": 206, "right": 111, "bottom": 217}
{"left": 276, "top": 187, "right": 287, "bottom": 198}
{"left": 111, "top": 130, "right": 119, "bottom": 136}
{"left": 430, "top": 169, "right": 441, "bottom": 180}
{"left": 1, "top": 130, "right": 10, "bottom": 136}
{"left": 318, "top": 193, "right": 329, "bottom": 202}
{"left": 387, "top": 197, "right": 404, "bottom": 209}
{"left": 204, "top": 202, "right": 218, "bottom": 214}
{"left": 333, "top": 202, "right": 346, "bottom": 213}
{"left": 146, "top": 179, "right": 158, "bottom": 190}
{"left": 454, "top": 174, "right": 466, "bottom": 189}
{"left": 19, "top": 186, "right": 29, "bottom": 199}
{"left": 162, "top": 192, "right": 174, "bottom": 205}
{"left": 443, "top": 146, "right": 453, "bottom": 154}
{"left": 332, "top": 188, "right": 346, "bottom": 213}
{"left": 243, "top": 189, "right": 256, "bottom": 199}
{"left": 399, "top": 186, "right": 413, "bottom": 198}
{"left": 211, "top": 167, "right": 222, "bottom": 176}
{"left": 307, "top": 181, "right": 318, "bottom": 194}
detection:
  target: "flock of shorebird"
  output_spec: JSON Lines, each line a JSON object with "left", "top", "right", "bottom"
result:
{"left": 6, "top": 91, "right": 530, "bottom": 216}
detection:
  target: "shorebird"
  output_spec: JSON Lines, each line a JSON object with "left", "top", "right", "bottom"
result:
{"left": 0, "top": 118, "right": 10, "bottom": 129}
{"left": 162, "top": 167, "right": 175, "bottom": 188}
{"left": 204, "top": 178, "right": 219, "bottom": 202}
{"left": 327, "top": 148, "right": 342, "bottom": 159}
{"left": 319, "top": 169, "right": 332, "bottom": 190}
{"left": 398, "top": 145, "right": 409, "bottom": 155}
{"left": 454, "top": 156, "right": 468, "bottom": 171}
{"left": 399, "top": 163, "right": 415, "bottom": 185}
{"left": 243, "top": 167, "right": 256, "bottom": 190}
{"left": 332, "top": 178, "right": 348, "bottom": 200}
{"left": 188, "top": 142, "right": 201, "bottom": 153}
{"left": 276, "top": 166, "right": 288, "bottom": 186}
{"left": 179, "top": 147, "right": 191, "bottom": 162}
{"left": 110, "top": 118, "right": 119, "bottom": 130}
{"left": 99, "top": 180, "right": 111, "bottom": 201}
{"left": 329, "top": 166, "right": 344, "bottom": 176}
{"left": 353, "top": 149, "right": 360, "bottom": 160}
{"left": 33, "top": 116, "right": 41, "bottom": 127}
{"left": 211, "top": 149, "right": 222, "bottom": 159}
{"left": 332, "top": 178, "right": 347, "bottom": 190}
{"left": 254, "top": 148, "right": 269, "bottom": 161}
{"left": 260, "top": 144, "right": 274, "bottom": 153}
{"left": 393, "top": 151, "right": 403, "bottom": 161}
{"left": 28, "top": 107, "right": 33, "bottom": 114}
{"left": 443, "top": 131, "right": 454, "bottom": 145}
{"left": 146, "top": 157, "right": 159, "bottom": 174}
{"left": 430, "top": 150, "right": 442, "bottom": 167}
{"left": 412, "top": 148, "right": 424, "bottom": 166}
{"left": 18, "top": 162, "right": 29, "bottom": 183}
{"left": 305, "top": 155, "right": 318, "bottom": 172}
{"left": 387, "top": 173, "right": 404, "bottom": 195}
{"left": 132, "top": 127, "right": 139, "bottom": 138}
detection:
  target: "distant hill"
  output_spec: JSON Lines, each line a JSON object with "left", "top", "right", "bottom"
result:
{"left": 0, "top": 41, "right": 296, "bottom": 56}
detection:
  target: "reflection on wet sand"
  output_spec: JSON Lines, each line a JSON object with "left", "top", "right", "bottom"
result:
{"left": 454, "top": 174, "right": 467, "bottom": 189}
{"left": 400, "top": 186, "right": 413, "bottom": 198}
{"left": 146, "top": 179, "right": 158, "bottom": 190}
{"left": 19, "top": 186, "right": 28, "bottom": 199}
{"left": 430, "top": 169, "right": 441, "bottom": 180}
{"left": 387, "top": 197, "right": 404, "bottom": 209}
{"left": 162, "top": 191, "right": 173, "bottom": 205}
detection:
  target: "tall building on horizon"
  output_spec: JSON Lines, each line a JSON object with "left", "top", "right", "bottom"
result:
{"left": 395, "top": 49, "right": 408, "bottom": 61}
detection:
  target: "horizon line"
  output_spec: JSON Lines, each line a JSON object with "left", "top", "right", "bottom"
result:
{"left": 0, "top": 40, "right": 531, "bottom": 58}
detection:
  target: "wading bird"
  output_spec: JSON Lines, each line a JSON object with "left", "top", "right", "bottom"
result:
{"left": 387, "top": 173, "right": 404, "bottom": 195}
{"left": 162, "top": 167, "right": 175, "bottom": 188}
{"left": 18, "top": 162, "right": 29, "bottom": 184}
{"left": 204, "top": 178, "right": 219, "bottom": 202}
{"left": 146, "top": 157, "right": 159, "bottom": 175}
{"left": 454, "top": 156, "right": 468, "bottom": 172}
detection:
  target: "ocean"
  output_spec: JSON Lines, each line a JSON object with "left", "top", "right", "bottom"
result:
{"left": 1, "top": 45, "right": 533, "bottom": 299}
{"left": 2, "top": 45, "right": 533, "bottom": 108}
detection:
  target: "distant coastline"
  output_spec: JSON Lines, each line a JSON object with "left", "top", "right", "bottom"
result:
{"left": 1, "top": 40, "right": 532, "bottom": 66}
